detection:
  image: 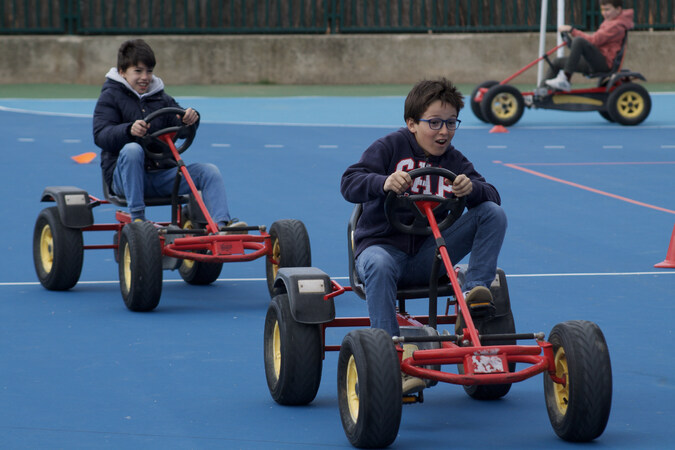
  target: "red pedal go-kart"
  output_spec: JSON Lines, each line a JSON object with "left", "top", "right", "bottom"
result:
{"left": 33, "top": 107, "right": 310, "bottom": 311}
{"left": 263, "top": 167, "right": 612, "bottom": 447}
{"left": 472, "top": 32, "right": 650, "bottom": 126}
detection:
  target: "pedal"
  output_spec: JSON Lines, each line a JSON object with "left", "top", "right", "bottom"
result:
{"left": 402, "top": 391, "right": 424, "bottom": 404}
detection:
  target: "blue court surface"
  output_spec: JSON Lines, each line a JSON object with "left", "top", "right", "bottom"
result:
{"left": 1, "top": 92, "right": 674, "bottom": 449}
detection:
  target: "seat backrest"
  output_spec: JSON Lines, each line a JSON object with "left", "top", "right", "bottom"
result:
{"left": 348, "top": 204, "right": 367, "bottom": 299}
{"left": 588, "top": 30, "right": 628, "bottom": 79}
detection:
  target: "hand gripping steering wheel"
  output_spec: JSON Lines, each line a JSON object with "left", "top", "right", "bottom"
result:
{"left": 139, "top": 107, "right": 197, "bottom": 160}
{"left": 384, "top": 166, "right": 466, "bottom": 236}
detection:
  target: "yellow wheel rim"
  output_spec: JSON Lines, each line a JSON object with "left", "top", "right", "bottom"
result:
{"left": 272, "top": 320, "right": 281, "bottom": 378}
{"left": 491, "top": 92, "right": 518, "bottom": 120}
{"left": 552, "top": 347, "right": 569, "bottom": 415}
{"left": 346, "top": 355, "right": 359, "bottom": 423}
{"left": 122, "top": 243, "right": 131, "bottom": 292}
{"left": 271, "top": 238, "right": 281, "bottom": 280}
{"left": 39, "top": 224, "right": 54, "bottom": 273}
{"left": 616, "top": 91, "right": 645, "bottom": 119}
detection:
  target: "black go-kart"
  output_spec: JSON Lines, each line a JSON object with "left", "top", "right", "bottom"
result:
{"left": 472, "top": 31, "right": 650, "bottom": 126}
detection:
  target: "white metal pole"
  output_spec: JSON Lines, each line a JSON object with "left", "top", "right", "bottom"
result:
{"left": 557, "top": 0, "right": 566, "bottom": 57}
{"left": 537, "top": 0, "right": 549, "bottom": 86}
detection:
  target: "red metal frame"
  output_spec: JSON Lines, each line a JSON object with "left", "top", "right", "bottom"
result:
{"left": 319, "top": 200, "right": 564, "bottom": 388}
{"left": 79, "top": 133, "right": 275, "bottom": 265}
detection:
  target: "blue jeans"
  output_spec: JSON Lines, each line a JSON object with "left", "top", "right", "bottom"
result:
{"left": 355, "top": 201, "right": 507, "bottom": 336}
{"left": 112, "top": 143, "right": 232, "bottom": 224}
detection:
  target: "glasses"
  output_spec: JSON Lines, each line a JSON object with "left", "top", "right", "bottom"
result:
{"left": 419, "top": 118, "right": 461, "bottom": 130}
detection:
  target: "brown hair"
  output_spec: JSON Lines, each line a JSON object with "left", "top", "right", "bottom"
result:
{"left": 117, "top": 39, "right": 156, "bottom": 71}
{"left": 404, "top": 78, "right": 464, "bottom": 122}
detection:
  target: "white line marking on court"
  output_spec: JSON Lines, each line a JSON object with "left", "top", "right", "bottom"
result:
{"left": 487, "top": 145, "right": 507, "bottom": 149}
{"left": 18, "top": 138, "right": 35, "bottom": 142}
{"left": 603, "top": 145, "right": 623, "bottom": 149}
{"left": 662, "top": 145, "right": 675, "bottom": 149}
{"left": 264, "top": 144, "right": 284, "bottom": 148}
{"left": 62, "top": 139, "right": 82, "bottom": 144}
{"left": 211, "top": 143, "right": 231, "bottom": 147}
{"left": 319, "top": 145, "right": 339, "bottom": 149}
{"left": 3, "top": 271, "right": 674, "bottom": 287}
{"left": 544, "top": 145, "right": 565, "bottom": 149}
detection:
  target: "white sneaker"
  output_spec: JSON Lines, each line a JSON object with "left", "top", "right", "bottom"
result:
{"left": 545, "top": 70, "right": 571, "bottom": 91}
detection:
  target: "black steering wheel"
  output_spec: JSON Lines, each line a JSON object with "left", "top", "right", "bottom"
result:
{"left": 384, "top": 167, "right": 466, "bottom": 236}
{"left": 561, "top": 31, "right": 572, "bottom": 48}
{"left": 140, "top": 107, "right": 197, "bottom": 160}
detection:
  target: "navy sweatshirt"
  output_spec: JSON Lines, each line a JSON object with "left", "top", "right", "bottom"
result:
{"left": 340, "top": 127, "right": 501, "bottom": 258}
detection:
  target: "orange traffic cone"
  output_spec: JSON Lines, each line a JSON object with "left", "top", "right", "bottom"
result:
{"left": 489, "top": 125, "right": 508, "bottom": 133}
{"left": 655, "top": 224, "right": 675, "bottom": 268}
{"left": 71, "top": 152, "right": 97, "bottom": 164}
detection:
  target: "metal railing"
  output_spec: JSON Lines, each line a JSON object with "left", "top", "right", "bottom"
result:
{"left": 1, "top": 0, "right": 673, "bottom": 34}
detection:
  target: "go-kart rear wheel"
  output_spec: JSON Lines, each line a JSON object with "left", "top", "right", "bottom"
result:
{"left": 118, "top": 221, "right": 163, "bottom": 312}
{"left": 470, "top": 80, "right": 499, "bottom": 123}
{"left": 263, "top": 293, "right": 322, "bottom": 405}
{"left": 337, "top": 329, "right": 402, "bottom": 448}
{"left": 607, "top": 82, "right": 651, "bottom": 126}
{"left": 544, "top": 320, "right": 612, "bottom": 442}
{"left": 32, "top": 206, "right": 83, "bottom": 290}
{"left": 266, "top": 219, "right": 311, "bottom": 295}
{"left": 480, "top": 84, "right": 525, "bottom": 127}
{"left": 178, "top": 216, "right": 223, "bottom": 285}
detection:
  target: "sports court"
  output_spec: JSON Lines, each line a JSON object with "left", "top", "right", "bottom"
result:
{"left": 1, "top": 90, "right": 674, "bottom": 448}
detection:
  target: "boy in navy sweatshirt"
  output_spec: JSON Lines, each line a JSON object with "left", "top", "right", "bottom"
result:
{"left": 93, "top": 39, "right": 244, "bottom": 229}
{"left": 341, "top": 79, "right": 507, "bottom": 394}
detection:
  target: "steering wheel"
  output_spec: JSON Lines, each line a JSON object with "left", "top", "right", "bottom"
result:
{"left": 561, "top": 31, "right": 572, "bottom": 48}
{"left": 139, "top": 107, "right": 197, "bottom": 160}
{"left": 384, "top": 167, "right": 466, "bottom": 236}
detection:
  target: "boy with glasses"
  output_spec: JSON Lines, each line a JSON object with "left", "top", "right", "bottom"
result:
{"left": 340, "top": 78, "right": 507, "bottom": 395}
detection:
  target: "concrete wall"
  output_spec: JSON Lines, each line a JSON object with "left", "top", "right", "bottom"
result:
{"left": 1, "top": 32, "right": 673, "bottom": 86}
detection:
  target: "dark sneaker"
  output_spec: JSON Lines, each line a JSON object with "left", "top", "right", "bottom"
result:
{"left": 456, "top": 286, "right": 496, "bottom": 333}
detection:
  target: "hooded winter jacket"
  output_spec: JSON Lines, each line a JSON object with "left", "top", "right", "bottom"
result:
{"left": 93, "top": 68, "right": 196, "bottom": 190}
{"left": 341, "top": 127, "right": 501, "bottom": 258}
{"left": 571, "top": 8, "right": 634, "bottom": 69}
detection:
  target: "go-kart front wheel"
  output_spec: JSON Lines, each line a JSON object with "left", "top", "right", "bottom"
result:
{"left": 480, "top": 84, "right": 525, "bottom": 127}
{"left": 263, "top": 293, "right": 322, "bottom": 405}
{"left": 607, "top": 82, "right": 651, "bottom": 126}
{"left": 337, "top": 328, "right": 402, "bottom": 448}
{"left": 33, "top": 206, "right": 83, "bottom": 290}
{"left": 265, "top": 219, "right": 311, "bottom": 295}
{"left": 118, "top": 221, "right": 163, "bottom": 311}
{"left": 544, "top": 320, "right": 612, "bottom": 442}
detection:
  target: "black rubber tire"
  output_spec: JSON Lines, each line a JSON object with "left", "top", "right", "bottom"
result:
{"left": 265, "top": 219, "right": 311, "bottom": 295}
{"left": 598, "top": 110, "right": 614, "bottom": 122}
{"left": 263, "top": 293, "right": 322, "bottom": 405}
{"left": 544, "top": 320, "right": 612, "bottom": 442}
{"left": 470, "top": 80, "right": 499, "bottom": 123}
{"left": 178, "top": 216, "right": 222, "bottom": 285}
{"left": 33, "top": 206, "right": 83, "bottom": 290}
{"left": 337, "top": 328, "right": 402, "bottom": 448}
{"left": 607, "top": 82, "right": 651, "bottom": 126}
{"left": 480, "top": 84, "right": 525, "bottom": 127}
{"left": 118, "top": 221, "right": 163, "bottom": 312}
